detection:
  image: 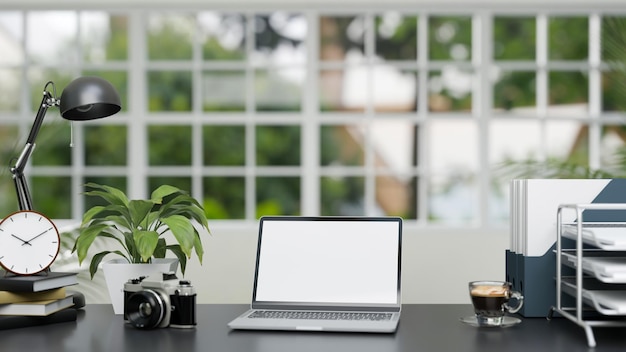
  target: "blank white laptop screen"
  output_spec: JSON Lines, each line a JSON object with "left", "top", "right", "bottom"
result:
{"left": 253, "top": 218, "right": 401, "bottom": 306}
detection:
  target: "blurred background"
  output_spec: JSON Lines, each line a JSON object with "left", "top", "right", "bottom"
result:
{"left": 1, "top": 0, "right": 626, "bottom": 303}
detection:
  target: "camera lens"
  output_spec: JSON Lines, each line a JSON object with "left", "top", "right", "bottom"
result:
{"left": 125, "top": 289, "right": 166, "bottom": 329}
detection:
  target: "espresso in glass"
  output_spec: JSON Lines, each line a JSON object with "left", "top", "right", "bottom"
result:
{"left": 468, "top": 281, "right": 523, "bottom": 327}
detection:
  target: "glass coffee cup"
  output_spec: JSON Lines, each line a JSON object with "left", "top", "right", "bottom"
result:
{"left": 468, "top": 281, "right": 524, "bottom": 327}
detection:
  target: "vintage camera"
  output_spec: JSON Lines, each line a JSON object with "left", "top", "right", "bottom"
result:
{"left": 123, "top": 272, "right": 196, "bottom": 329}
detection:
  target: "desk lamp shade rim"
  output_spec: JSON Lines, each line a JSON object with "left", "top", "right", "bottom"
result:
{"left": 59, "top": 76, "right": 121, "bottom": 121}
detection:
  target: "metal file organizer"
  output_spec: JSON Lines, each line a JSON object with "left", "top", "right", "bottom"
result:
{"left": 549, "top": 203, "right": 626, "bottom": 348}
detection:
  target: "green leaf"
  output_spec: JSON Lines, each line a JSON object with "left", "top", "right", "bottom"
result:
{"left": 133, "top": 230, "right": 160, "bottom": 262}
{"left": 161, "top": 215, "right": 195, "bottom": 257}
{"left": 103, "top": 213, "right": 133, "bottom": 231}
{"left": 75, "top": 223, "right": 110, "bottom": 264}
{"left": 128, "top": 199, "right": 156, "bottom": 229}
{"left": 166, "top": 244, "right": 188, "bottom": 276}
{"left": 151, "top": 185, "right": 184, "bottom": 204}
{"left": 158, "top": 195, "right": 210, "bottom": 232}
{"left": 122, "top": 232, "right": 138, "bottom": 261}
{"left": 84, "top": 183, "right": 130, "bottom": 207}
{"left": 88, "top": 250, "right": 129, "bottom": 279}
{"left": 193, "top": 230, "right": 204, "bottom": 264}
{"left": 154, "top": 238, "right": 167, "bottom": 258}
{"left": 81, "top": 206, "right": 105, "bottom": 226}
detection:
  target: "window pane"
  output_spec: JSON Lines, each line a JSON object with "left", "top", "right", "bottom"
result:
{"left": 549, "top": 71, "right": 588, "bottom": 109}
{"left": 203, "top": 177, "right": 245, "bottom": 219}
{"left": 147, "top": 71, "right": 192, "bottom": 112}
{"left": 320, "top": 69, "right": 365, "bottom": 112}
{"left": 601, "top": 16, "right": 626, "bottom": 62}
{"left": 319, "top": 16, "right": 364, "bottom": 61}
{"left": 376, "top": 175, "right": 417, "bottom": 219}
{"left": 603, "top": 70, "right": 626, "bottom": 112}
{"left": 493, "top": 70, "right": 536, "bottom": 113}
{"left": 601, "top": 125, "right": 626, "bottom": 172}
{"left": 256, "top": 125, "right": 300, "bottom": 166}
{"left": 254, "top": 13, "right": 306, "bottom": 65}
{"left": 429, "top": 16, "right": 472, "bottom": 61}
{"left": 0, "top": 69, "right": 21, "bottom": 111}
{"left": 0, "top": 12, "right": 23, "bottom": 65}
{"left": 373, "top": 68, "right": 416, "bottom": 113}
{"left": 27, "top": 11, "right": 78, "bottom": 65}
{"left": 0, "top": 125, "right": 20, "bottom": 214}
{"left": 199, "top": 12, "right": 246, "bottom": 60}
{"left": 429, "top": 68, "right": 473, "bottom": 112}
{"left": 84, "top": 125, "right": 127, "bottom": 166}
{"left": 84, "top": 177, "right": 126, "bottom": 209}
{"left": 429, "top": 120, "right": 478, "bottom": 172}
{"left": 31, "top": 122, "right": 72, "bottom": 166}
{"left": 148, "top": 177, "right": 192, "bottom": 195}
{"left": 147, "top": 14, "right": 193, "bottom": 60}
{"left": 375, "top": 13, "right": 417, "bottom": 61}
{"left": 256, "top": 176, "right": 301, "bottom": 216}
{"left": 601, "top": 16, "right": 626, "bottom": 113}
{"left": 428, "top": 173, "right": 477, "bottom": 225}
{"left": 489, "top": 120, "right": 540, "bottom": 165}
{"left": 148, "top": 125, "right": 192, "bottom": 166}
{"left": 32, "top": 176, "right": 71, "bottom": 218}
{"left": 27, "top": 69, "right": 74, "bottom": 111}
{"left": 203, "top": 125, "right": 245, "bottom": 165}
{"left": 549, "top": 17, "right": 588, "bottom": 61}
{"left": 492, "top": 121, "right": 590, "bottom": 179}
{"left": 81, "top": 13, "right": 128, "bottom": 62}
{"left": 320, "top": 125, "right": 364, "bottom": 166}
{"left": 202, "top": 70, "right": 245, "bottom": 112}
{"left": 371, "top": 120, "right": 418, "bottom": 171}
{"left": 494, "top": 17, "right": 536, "bottom": 60}
{"left": 547, "top": 121, "right": 588, "bottom": 166}
{"left": 255, "top": 68, "right": 303, "bottom": 112}
{"left": 321, "top": 176, "right": 364, "bottom": 216}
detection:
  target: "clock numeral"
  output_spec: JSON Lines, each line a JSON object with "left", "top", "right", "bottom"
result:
{"left": 38, "top": 217, "right": 43, "bottom": 222}
{"left": 9, "top": 218, "right": 13, "bottom": 222}
{"left": 25, "top": 268, "right": 28, "bottom": 274}
{"left": 39, "top": 264, "right": 43, "bottom": 269}
{"left": 48, "top": 254, "right": 54, "bottom": 258}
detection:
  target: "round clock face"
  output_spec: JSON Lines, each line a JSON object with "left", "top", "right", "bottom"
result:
{"left": 0, "top": 210, "right": 60, "bottom": 275}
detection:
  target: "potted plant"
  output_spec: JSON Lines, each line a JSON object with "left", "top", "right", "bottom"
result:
{"left": 71, "top": 182, "right": 210, "bottom": 313}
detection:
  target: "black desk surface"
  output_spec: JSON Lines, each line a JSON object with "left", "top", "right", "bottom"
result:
{"left": 0, "top": 304, "right": 622, "bottom": 352}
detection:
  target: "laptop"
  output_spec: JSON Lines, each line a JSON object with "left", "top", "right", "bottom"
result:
{"left": 228, "top": 216, "right": 402, "bottom": 333}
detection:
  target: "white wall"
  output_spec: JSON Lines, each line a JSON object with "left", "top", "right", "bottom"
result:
{"left": 53, "top": 220, "right": 507, "bottom": 305}
{"left": 73, "top": 224, "right": 507, "bottom": 305}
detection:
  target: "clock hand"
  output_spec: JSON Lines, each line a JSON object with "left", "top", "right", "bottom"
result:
{"left": 24, "top": 228, "right": 52, "bottom": 244}
{"left": 11, "top": 234, "right": 32, "bottom": 246}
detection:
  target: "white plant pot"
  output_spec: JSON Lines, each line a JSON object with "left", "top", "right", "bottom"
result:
{"left": 102, "top": 258, "right": 179, "bottom": 315}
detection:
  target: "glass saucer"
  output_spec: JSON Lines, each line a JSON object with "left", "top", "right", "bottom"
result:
{"left": 459, "top": 315, "right": 522, "bottom": 328}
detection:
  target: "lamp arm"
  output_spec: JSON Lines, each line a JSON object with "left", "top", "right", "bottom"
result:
{"left": 9, "top": 84, "right": 59, "bottom": 211}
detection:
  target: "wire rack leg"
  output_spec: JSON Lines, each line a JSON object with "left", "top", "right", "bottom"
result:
{"left": 584, "top": 325, "right": 596, "bottom": 348}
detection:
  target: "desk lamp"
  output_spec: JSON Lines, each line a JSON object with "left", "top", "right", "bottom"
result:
{"left": 10, "top": 76, "right": 122, "bottom": 211}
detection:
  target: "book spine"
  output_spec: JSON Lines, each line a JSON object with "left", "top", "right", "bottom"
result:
{"left": 0, "top": 307, "right": 77, "bottom": 330}
{"left": 0, "top": 288, "right": 66, "bottom": 304}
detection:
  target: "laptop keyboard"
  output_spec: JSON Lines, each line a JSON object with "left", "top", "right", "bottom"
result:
{"left": 248, "top": 310, "right": 393, "bottom": 321}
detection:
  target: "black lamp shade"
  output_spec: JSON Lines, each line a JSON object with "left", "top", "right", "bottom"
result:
{"left": 59, "top": 76, "right": 122, "bottom": 121}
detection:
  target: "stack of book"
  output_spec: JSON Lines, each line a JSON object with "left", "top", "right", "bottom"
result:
{"left": 0, "top": 271, "right": 79, "bottom": 330}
